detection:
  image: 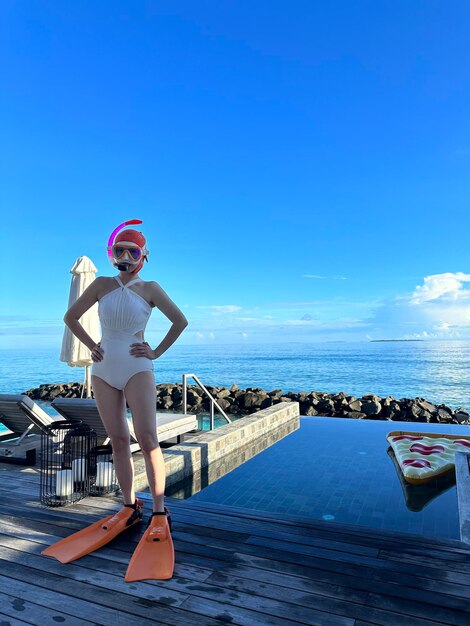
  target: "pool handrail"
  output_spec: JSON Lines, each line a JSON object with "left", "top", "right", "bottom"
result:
{"left": 182, "top": 373, "right": 232, "bottom": 430}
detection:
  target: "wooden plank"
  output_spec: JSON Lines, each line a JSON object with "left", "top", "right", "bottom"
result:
{"left": 378, "top": 548, "right": 470, "bottom": 575}
{"left": 0, "top": 572, "right": 160, "bottom": 626}
{"left": 166, "top": 524, "right": 470, "bottom": 591}
{"left": 226, "top": 547, "right": 470, "bottom": 603}
{"left": 0, "top": 590, "right": 94, "bottom": 625}
{"left": 0, "top": 561, "right": 224, "bottom": 626}
{"left": 0, "top": 521, "right": 214, "bottom": 584}
{"left": 1, "top": 488, "right": 468, "bottom": 596}
{"left": 0, "top": 613, "right": 33, "bottom": 626}
{"left": 0, "top": 464, "right": 469, "bottom": 626}
{"left": 215, "top": 561, "right": 470, "bottom": 616}
{"left": 0, "top": 541, "right": 352, "bottom": 626}
{"left": 244, "top": 534, "right": 470, "bottom": 583}
{"left": 178, "top": 594, "right": 354, "bottom": 626}
{"left": 202, "top": 569, "right": 470, "bottom": 626}
{"left": 364, "top": 593, "right": 470, "bottom": 626}
{"left": 200, "top": 572, "right": 457, "bottom": 626}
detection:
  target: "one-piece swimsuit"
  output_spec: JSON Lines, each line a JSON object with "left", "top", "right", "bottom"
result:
{"left": 91, "top": 276, "right": 154, "bottom": 390}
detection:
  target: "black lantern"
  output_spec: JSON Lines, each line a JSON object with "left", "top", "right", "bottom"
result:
{"left": 40, "top": 420, "right": 97, "bottom": 507}
{"left": 89, "top": 445, "right": 119, "bottom": 496}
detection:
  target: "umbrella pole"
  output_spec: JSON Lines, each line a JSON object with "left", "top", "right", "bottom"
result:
{"left": 86, "top": 365, "right": 92, "bottom": 398}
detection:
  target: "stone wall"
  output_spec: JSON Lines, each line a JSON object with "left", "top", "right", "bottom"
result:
{"left": 23, "top": 382, "right": 469, "bottom": 424}
{"left": 132, "top": 401, "right": 300, "bottom": 490}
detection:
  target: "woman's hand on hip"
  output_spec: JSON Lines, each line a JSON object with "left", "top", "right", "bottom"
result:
{"left": 91, "top": 342, "right": 104, "bottom": 362}
{"left": 130, "top": 341, "right": 156, "bottom": 360}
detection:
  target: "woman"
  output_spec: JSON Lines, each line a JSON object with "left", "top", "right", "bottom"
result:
{"left": 62, "top": 221, "right": 188, "bottom": 534}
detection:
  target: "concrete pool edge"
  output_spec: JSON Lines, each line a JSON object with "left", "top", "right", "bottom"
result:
{"left": 131, "top": 400, "right": 300, "bottom": 491}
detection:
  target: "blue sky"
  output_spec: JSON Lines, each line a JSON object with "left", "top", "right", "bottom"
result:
{"left": 2, "top": 1, "right": 470, "bottom": 348}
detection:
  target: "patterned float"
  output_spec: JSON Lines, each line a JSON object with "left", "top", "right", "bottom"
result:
{"left": 386, "top": 431, "right": 470, "bottom": 484}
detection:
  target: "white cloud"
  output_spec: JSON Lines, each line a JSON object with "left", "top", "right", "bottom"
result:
{"left": 367, "top": 272, "right": 470, "bottom": 340}
{"left": 410, "top": 272, "right": 470, "bottom": 304}
{"left": 302, "top": 275, "right": 347, "bottom": 280}
{"left": 194, "top": 331, "right": 216, "bottom": 340}
{"left": 195, "top": 305, "right": 242, "bottom": 313}
{"left": 265, "top": 300, "right": 326, "bottom": 306}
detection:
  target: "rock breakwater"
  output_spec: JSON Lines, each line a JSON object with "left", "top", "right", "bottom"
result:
{"left": 22, "top": 382, "right": 470, "bottom": 425}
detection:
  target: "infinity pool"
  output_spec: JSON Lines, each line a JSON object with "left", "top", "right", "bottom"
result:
{"left": 167, "top": 416, "right": 466, "bottom": 540}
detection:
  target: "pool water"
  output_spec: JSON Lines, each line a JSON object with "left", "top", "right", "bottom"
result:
{"left": 168, "top": 416, "right": 467, "bottom": 540}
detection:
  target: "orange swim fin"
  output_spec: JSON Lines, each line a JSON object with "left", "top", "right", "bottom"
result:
{"left": 124, "top": 507, "right": 174, "bottom": 581}
{"left": 41, "top": 499, "right": 144, "bottom": 564}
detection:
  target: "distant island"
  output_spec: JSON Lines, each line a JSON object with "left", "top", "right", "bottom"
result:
{"left": 370, "top": 339, "right": 425, "bottom": 342}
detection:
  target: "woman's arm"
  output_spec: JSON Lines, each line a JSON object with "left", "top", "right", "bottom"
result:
{"left": 63, "top": 277, "right": 104, "bottom": 351}
{"left": 148, "top": 281, "right": 188, "bottom": 359}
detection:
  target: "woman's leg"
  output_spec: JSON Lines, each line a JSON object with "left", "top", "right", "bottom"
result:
{"left": 91, "top": 375, "right": 136, "bottom": 505}
{"left": 124, "top": 371, "right": 166, "bottom": 512}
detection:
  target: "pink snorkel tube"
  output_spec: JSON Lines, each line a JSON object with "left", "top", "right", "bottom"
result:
{"left": 107, "top": 219, "right": 143, "bottom": 261}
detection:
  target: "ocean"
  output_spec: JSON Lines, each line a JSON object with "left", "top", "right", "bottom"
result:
{"left": 1, "top": 340, "right": 470, "bottom": 409}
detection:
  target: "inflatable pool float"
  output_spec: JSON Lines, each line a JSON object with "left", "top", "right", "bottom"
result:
{"left": 386, "top": 446, "right": 456, "bottom": 511}
{"left": 386, "top": 431, "right": 470, "bottom": 484}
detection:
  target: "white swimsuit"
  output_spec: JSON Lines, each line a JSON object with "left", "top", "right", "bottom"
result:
{"left": 91, "top": 276, "right": 154, "bottom": 390}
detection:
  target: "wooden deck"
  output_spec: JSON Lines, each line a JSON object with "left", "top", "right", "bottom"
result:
{"left": 0, "top": 463, "right": 470, "bottom": 625}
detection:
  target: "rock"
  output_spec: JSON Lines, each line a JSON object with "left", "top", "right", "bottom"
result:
{"left": 304, "top": 406, "right": 318, "bottom": 416}
{"left": 362, "top": 394, "right": 382, "bottom": 402}
{"left": 410, "top": 404, "right": 433, "bottom": 422}
{"left": 416, "top": 398, "right": 437, "bottom": 414}
{"left": 317, "top": 398, "right": 335, "bottom": 414}
{"left": 454, "top": 412, "right": 469, "bottom": 424}
{"left": 347, "top": 400, "right": 362, "bottom": 412}
{"left": 215, "top": 389, "right": 231, "bottom": 399}
{"left": 346, "top": 411, "right": 367, "bottom": 419}
{"left": 333, "top": 397, "right": 348, "bottom": 409}
{"left": 299, "top": 400, "right": 316, "bottom": 414}
{"left": 260, "top": 396, "right": 273, "bottom": 409}
{"left": 217, "top": 398, "right": 231, "bottom": 410}
{"left": 161, "top": 395, "right": 173, "bottom": 409}
{"left": 187, "top": 389, "right": 202, "bottom": 404}
{"left": 384, "top": 400, "right": 402, "bottom": 418}
{"left": 238, "top": 391, "right": 265, "bottom": 409}
{"left": 436, "top": 408, "right": 453, "bottom": 423}
{"left": 361, "top": 399, "right": 382, "bottom": 416}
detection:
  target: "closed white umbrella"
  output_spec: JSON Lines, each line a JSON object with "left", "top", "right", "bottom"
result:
{"left": 60, "top": 256, "right": 100, "bottom": 398}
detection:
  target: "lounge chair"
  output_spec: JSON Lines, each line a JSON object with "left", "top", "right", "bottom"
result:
{"left": 0, "top": 394, "right": 64, "bottom": 465}
{"left": 51, "top": 397, "right": 198, "bottom": 452}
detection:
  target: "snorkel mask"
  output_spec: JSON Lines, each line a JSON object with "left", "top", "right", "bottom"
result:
{"left": 107, "top": 219, "right": 149, "bottom": 274}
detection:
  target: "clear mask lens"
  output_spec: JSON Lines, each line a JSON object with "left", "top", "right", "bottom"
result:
{"left": 112, "top": 245, "right": 142, "bottom": 261}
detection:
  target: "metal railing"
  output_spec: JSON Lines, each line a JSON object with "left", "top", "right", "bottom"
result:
{"left": 182, "top": 373, "right": 232, "bottom": 430}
